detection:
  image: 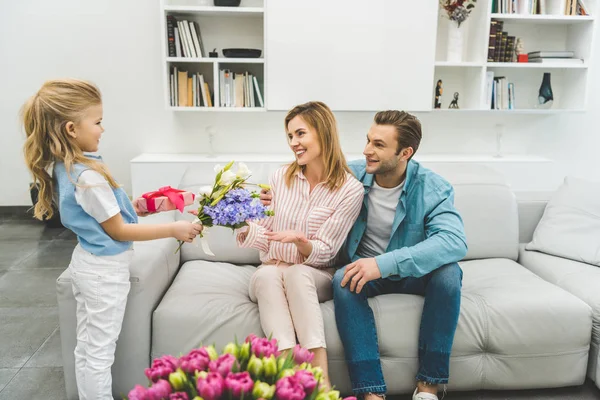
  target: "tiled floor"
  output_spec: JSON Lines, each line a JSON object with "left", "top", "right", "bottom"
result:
{"left": 1, "top": 211, "right": 599, "bottom": 399}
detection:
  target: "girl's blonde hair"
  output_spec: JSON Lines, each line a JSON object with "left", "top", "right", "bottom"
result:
{"left": 21, "top": 78, "right": 117, "bottom": 221}
{"left": 284, "top": 101, "right": 350, "bottom": 191}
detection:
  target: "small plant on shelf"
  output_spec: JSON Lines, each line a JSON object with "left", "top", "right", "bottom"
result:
{"left": 439, "top": 0, "right": 478, "bottom": 27}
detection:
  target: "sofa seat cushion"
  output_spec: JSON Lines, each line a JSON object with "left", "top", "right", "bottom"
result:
{"left": 152, "top": 258, "right": 592, "bottom": 392}
{"left": 519, "top": 245, "right": 600, "bottom": 345}
{"left": 152, "top": 261, "right": 263, "bottom": 359}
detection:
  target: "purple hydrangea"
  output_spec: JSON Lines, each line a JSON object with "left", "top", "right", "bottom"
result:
{"left": 203, "top": 188, "right": 269, "bottom": 227}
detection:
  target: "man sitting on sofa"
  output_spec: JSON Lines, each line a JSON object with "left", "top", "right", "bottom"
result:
{"left": 261, "top": 110, "right": 468, "bottom": 400}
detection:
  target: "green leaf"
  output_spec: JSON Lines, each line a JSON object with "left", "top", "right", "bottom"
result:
{"left": 223, "top": 160, "right": 235, "bottom": 171}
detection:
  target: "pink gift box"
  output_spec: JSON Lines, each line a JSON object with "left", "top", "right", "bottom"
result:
{"left": 138, "top": 186, "right": 195, "bottom": 213}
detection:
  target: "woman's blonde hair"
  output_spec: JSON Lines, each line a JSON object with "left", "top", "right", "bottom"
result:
{"left": 21, "top": 78, "right": 117, "bottom": 221}
{"left": 284, "top": 101, "right": 350, "bottom": 191}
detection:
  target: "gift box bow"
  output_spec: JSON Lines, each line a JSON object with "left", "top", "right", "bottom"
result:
{"left": 141, "top": 186, "right": 195, "bottom": 213}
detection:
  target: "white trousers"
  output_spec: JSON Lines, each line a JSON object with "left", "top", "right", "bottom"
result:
{"left": 249, "top": 262, "right": 334, "bottom": 351}
{"left": 69, "top": 244, "right": 132, "bottom": 400}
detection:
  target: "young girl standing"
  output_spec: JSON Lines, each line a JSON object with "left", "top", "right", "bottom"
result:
{"left": 21, "top": 79, "right": 202, "bottom": 400}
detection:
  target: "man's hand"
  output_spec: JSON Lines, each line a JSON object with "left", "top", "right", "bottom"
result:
{"left": 265, "top": 230, "right": 308, "bottom": 244}
{"left": 341, "top": 258, "right": 382, "bottom": 294}
{"left": 260, "top": 189, "right": 272, "bottom": 207}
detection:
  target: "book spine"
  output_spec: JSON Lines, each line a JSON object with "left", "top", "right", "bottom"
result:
{"left": 488, "top": 21, "right": 498, "bottom": 62}
{"left": 166, "top": 16, "right": 176, "bottom": 57}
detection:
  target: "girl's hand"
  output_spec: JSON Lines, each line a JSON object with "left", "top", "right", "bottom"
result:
{"left": 171, "top": 220, "right": 203, "bottom": 242}
{"left": 132, "top": 197, "right": 153, "bottom": 217}
{"left": 265, "top": 230, "right": 308, "bottom": 244}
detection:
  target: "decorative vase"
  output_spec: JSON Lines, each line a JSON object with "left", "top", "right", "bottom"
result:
{"left": 537, "top": 72, "right": 554, "bottom": 108}
{"left": 447, "top": 22, "right": 465, "bottom": 62}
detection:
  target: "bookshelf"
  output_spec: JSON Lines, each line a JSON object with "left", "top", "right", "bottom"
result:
{"left": 159, "top": 0, "right": 596, "bottom": 114}
{"left": 434, "top": 0, "right": 597, "bottom": 113}
{"left": 160, "top": 0, "right": 266, "bottom": 111}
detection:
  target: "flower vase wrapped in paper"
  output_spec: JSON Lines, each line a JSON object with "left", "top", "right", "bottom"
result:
{"left": 175, "top": 161, "right": 273, "bottom": 255}
{"left": 127, "top": 334, "right": 356, "bottom": 400}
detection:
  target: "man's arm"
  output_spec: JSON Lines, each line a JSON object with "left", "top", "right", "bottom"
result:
{"left": 375, "top": 185, "right": 468, "bottom": 279}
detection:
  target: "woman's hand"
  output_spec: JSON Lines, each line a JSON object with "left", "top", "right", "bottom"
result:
{"left": 265, "top": 230, "right": 312, "bottom": 258}
{"left": 265, "top": 230, "right": 308, "bottom": 244}
{"left": 259, "top": 189, "right": 272, "bottom": 207}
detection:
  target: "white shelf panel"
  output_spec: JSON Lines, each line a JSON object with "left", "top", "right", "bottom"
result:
{"left": 163, "top": 5, "right": 264, "bottom": 16}
{"left": 131, "top": 153, "right": 552, "bottom": 164}
{"left": 169, "top": 106, "right": 266, "bottom": 112}
{"left": 491, "top": 13, "right": 595, "bottom": 24}
{"left": 486, "top": 62, "right": 588, "bottom": 69}
{"left": 167, "top": 57, "right": 265, "bottom": 64}
{"left": 435, "top": 61, "right": 484, "bottom": 67}
{"left": 431, "top": 108, "right": 586, "bottom": 114}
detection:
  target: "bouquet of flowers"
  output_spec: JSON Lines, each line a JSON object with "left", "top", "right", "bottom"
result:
{"left": 439, "top": 0, "right": 477, "bottom": 27}
{"left": 176, "top": 161, "right": 273, "bottom": 254}
{"left": 127, "top": 334, "right": 356, "bottom": 400}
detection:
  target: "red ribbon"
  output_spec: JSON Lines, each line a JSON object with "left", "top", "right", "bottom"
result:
{"left": 141, "top": 186, "right": 194, "bottom": 213}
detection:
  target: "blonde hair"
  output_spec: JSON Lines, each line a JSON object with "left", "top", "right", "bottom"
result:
{"left": 21, "top": 78, "right": 117, "bottom": 221}
{"left": 284, "top": 101, "right": 351, "bottom": 191}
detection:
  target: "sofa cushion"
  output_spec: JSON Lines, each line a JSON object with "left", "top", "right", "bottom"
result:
{"left": 519, "top": 245, "right": 600, "bottom": 345}
{"left": 152, "top": 261, "right": 262, "bottom": 359}
{"left": 152, "top": 258, "right": 591, "bottom": 392}
{"left": 172, "top": 162, "right": 519, "bottom": 264}
{"left": 525, "top": 176, "right": 600, "bottom": 266}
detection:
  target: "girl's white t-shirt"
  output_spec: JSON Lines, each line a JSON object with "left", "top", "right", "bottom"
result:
{"left": 74, "top": 170, "right": 121, "bottom": 224}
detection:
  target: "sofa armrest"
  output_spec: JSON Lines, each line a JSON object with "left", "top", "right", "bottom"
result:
{"left": 57, "top": 236, "right": 181, "bottom": 400}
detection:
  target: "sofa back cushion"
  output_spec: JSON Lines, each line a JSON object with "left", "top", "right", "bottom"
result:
{"left": 525, "top": 176, "right": 600, "bottom": 266}
{"left": 427, "top": 163, "right": 519, "bottom": 261}
{"left": 176, "top": 159, "right": 519, "bottom": 264}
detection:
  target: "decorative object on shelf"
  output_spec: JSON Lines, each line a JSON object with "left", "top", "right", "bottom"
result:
{"left": 214, "top": 0, "right": 241, "bottom": 6}
{"left": 440, "top": 0, "right": 477, "bottom": 62}
{"left": 209, "top": 48, "right": 218, "bottom": 58}
{"left": 536, "top": 72, "right": 554, "bottom": 109}
{"left": 222, "top": 48, "right": 262, "bottom": 58}
{"left": 449, "top": 92, "right": 460, "bottom": 109}
{"left": 434, "top": 79, "right": 443, "bottom": 108}
{"left": 515, "top": 38, "right": 528, "bottom": 62}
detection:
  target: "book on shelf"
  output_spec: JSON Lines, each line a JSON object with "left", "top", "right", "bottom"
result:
{"left": 527, "top": 50, "right": 583, "bottom": 64}
{"left": 166, "top": 15, "right": 205, "bottom": 58}
{"left": 488, "top": 20, "right": 498, "bottom": 62}
{"left": 170, "top": 68, "right": 213, "bottom": 107}
{"left": 529, "top": 57, "right": 584, "bottom": 63}
{"left": 488, "top": 73, "right": 516, "bottom": 110}
{"left": 219, "top": 69, "right": 263, "bottom": 108}
{"left": 528, "top": 51, "right": 574, "bottom": 58}
{"left": 493, "top": 0, "right": 545, "bottom": 14}
{"left": 493, "top": 0, "right": 588, "bottom": 14}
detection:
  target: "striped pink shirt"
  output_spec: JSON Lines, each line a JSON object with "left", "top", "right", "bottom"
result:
{"left": 236, "top": 165, "right": 364, "bottom": 268}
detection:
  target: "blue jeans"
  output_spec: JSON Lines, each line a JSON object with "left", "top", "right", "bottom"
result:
{"left": 332, "top": 262, "right": 462, "bottom": 394}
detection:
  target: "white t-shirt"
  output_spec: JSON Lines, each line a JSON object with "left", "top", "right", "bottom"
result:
{"left": 356, "top": 179, "right": 404, "bottom": 259}
{"left": 75, "top": 170, "right": 121, "bottom": 223}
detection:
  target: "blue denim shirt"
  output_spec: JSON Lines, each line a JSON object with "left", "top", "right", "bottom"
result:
{"left": 343, "top": 159, "right": 468, "bottom": 280}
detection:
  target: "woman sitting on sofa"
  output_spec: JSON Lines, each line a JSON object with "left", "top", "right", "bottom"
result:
{"left": 236, "top": 101, "right": 363, "bottom": 388}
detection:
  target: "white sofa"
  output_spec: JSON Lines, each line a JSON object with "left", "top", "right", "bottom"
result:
{"left": 516, "top": 191, "right": 600, "bottom": 389}
{"left": 56, "top": 161, "right": 595, "bottom": 399}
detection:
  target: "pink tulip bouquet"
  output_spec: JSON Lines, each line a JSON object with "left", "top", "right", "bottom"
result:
{"left": 127, "top": 334, "right": 356, "bottom": 400}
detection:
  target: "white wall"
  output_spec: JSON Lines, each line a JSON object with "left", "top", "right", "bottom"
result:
{"left": 1, "top": 0, "right": 599, "bottom": 206}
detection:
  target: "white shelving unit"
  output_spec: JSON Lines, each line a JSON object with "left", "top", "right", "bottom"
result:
{"left": 160, "top": 0, "right": 266, "bottom": 112}
{"left": 433, "top": 0, "right": 597, "bottom": 113}
{"left": 159, "top": 0, "right": 595, "bottom": 115}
